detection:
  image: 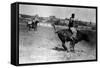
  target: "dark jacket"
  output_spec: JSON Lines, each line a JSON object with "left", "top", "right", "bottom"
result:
{"left": 68, "top": 17, "right": 74, "bottom": 28}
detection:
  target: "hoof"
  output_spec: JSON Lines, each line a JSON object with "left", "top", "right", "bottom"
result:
{"left": 64, "top": 49, "right": 69, "bottom": 52}
{"left": 70, "top": 50, "right": 75, "bottom": 53}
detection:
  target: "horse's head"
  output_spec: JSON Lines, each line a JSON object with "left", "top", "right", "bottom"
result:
{"left": 76, "top": 30, "right": 90, "bottom": 42}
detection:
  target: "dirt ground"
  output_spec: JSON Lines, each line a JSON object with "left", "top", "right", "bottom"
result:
{"left": 19, "top": 24, "right": 96, "bottom": 64}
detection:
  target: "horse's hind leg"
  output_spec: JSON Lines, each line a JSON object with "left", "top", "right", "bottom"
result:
{"left": 70, "top": 42, "right": 75, "bottom": 52}
{"left": 62, "top": 42, "right": 68, "bottom": 52}
{"left": 34, "top": 26, "right": 37, "bottom": 31}
{"left": 33, "top": 26, "right": 36, "bottom": 31}
{"left": 28, "top": 25, "right": 31, "bottom": 31}
{"left": 27, "top": 25, "right": 30, "bottom": 31}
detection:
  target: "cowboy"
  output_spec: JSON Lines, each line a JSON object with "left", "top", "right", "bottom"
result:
{"left": 68, "top": 13, "right": 77, "bottom": 40}
{"left": 31, "top": 15, "right": 39, "bottom": 30}
{"left": 34, "top": 15, "right": 39, "bottom": 25}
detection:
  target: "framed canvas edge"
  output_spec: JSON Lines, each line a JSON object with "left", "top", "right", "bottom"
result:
{"left": 11, "top": 2, "right": 98, "bottom": 66}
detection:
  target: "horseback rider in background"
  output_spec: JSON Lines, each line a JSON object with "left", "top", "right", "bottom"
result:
{"left": 32, "top": 15, "right": 39, "bottom": 30}
{"left": 68, "top": 13, "right": 77, "bottom": 40}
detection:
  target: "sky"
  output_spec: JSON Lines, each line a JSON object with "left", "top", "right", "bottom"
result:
{"left": 19, "top": 4, "right": 96, "bottom": 23}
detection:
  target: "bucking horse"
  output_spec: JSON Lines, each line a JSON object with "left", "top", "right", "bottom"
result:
{"left": 55, "top": 29, "right": 89, "bottom": 52}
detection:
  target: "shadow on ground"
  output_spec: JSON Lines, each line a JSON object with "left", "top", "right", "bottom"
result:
{"left": 52, "top": 47, "right": 66, "bottom": 51}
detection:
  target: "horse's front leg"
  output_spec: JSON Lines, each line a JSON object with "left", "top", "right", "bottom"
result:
{"left": 27, "top": 24, "right": 30, "bottom": 31}
{"left": 31, "top": 24, "right": 35, "bottom": 31}
{"left": 33, "top": 25, "right": 36, "bottom": 31}
{"left": 70, "top": 42, "right": 75, "bottom": 52}
{"left": 62, "top": 41, "right": 68, "bottom": 52}
{"left": 52, "top": 24, "right": 56, "bottom": 32}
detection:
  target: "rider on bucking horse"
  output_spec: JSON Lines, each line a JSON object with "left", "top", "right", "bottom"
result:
{"left": 68, "top": 13, "right": 78, "bottom": 40}
{"left": 32, "top": 15, "right": 39, "bottom": 24}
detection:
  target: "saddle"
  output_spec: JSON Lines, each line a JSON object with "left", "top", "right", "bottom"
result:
{"left": 59, "top": 29, "right": 73, "bottom": 38}
{"left": 68, "top": 28, "right": 78, "bottom": 41}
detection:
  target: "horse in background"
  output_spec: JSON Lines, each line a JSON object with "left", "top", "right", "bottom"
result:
{"left": 31, "top": 20, "right": 39, "bottom": 31}
{"left": 27, "top": 18, "right": 39, "bottom": 31}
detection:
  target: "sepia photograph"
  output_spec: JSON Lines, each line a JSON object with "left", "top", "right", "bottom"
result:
{"left": 18, "top": 3, "right": 97, "bottom": 64}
